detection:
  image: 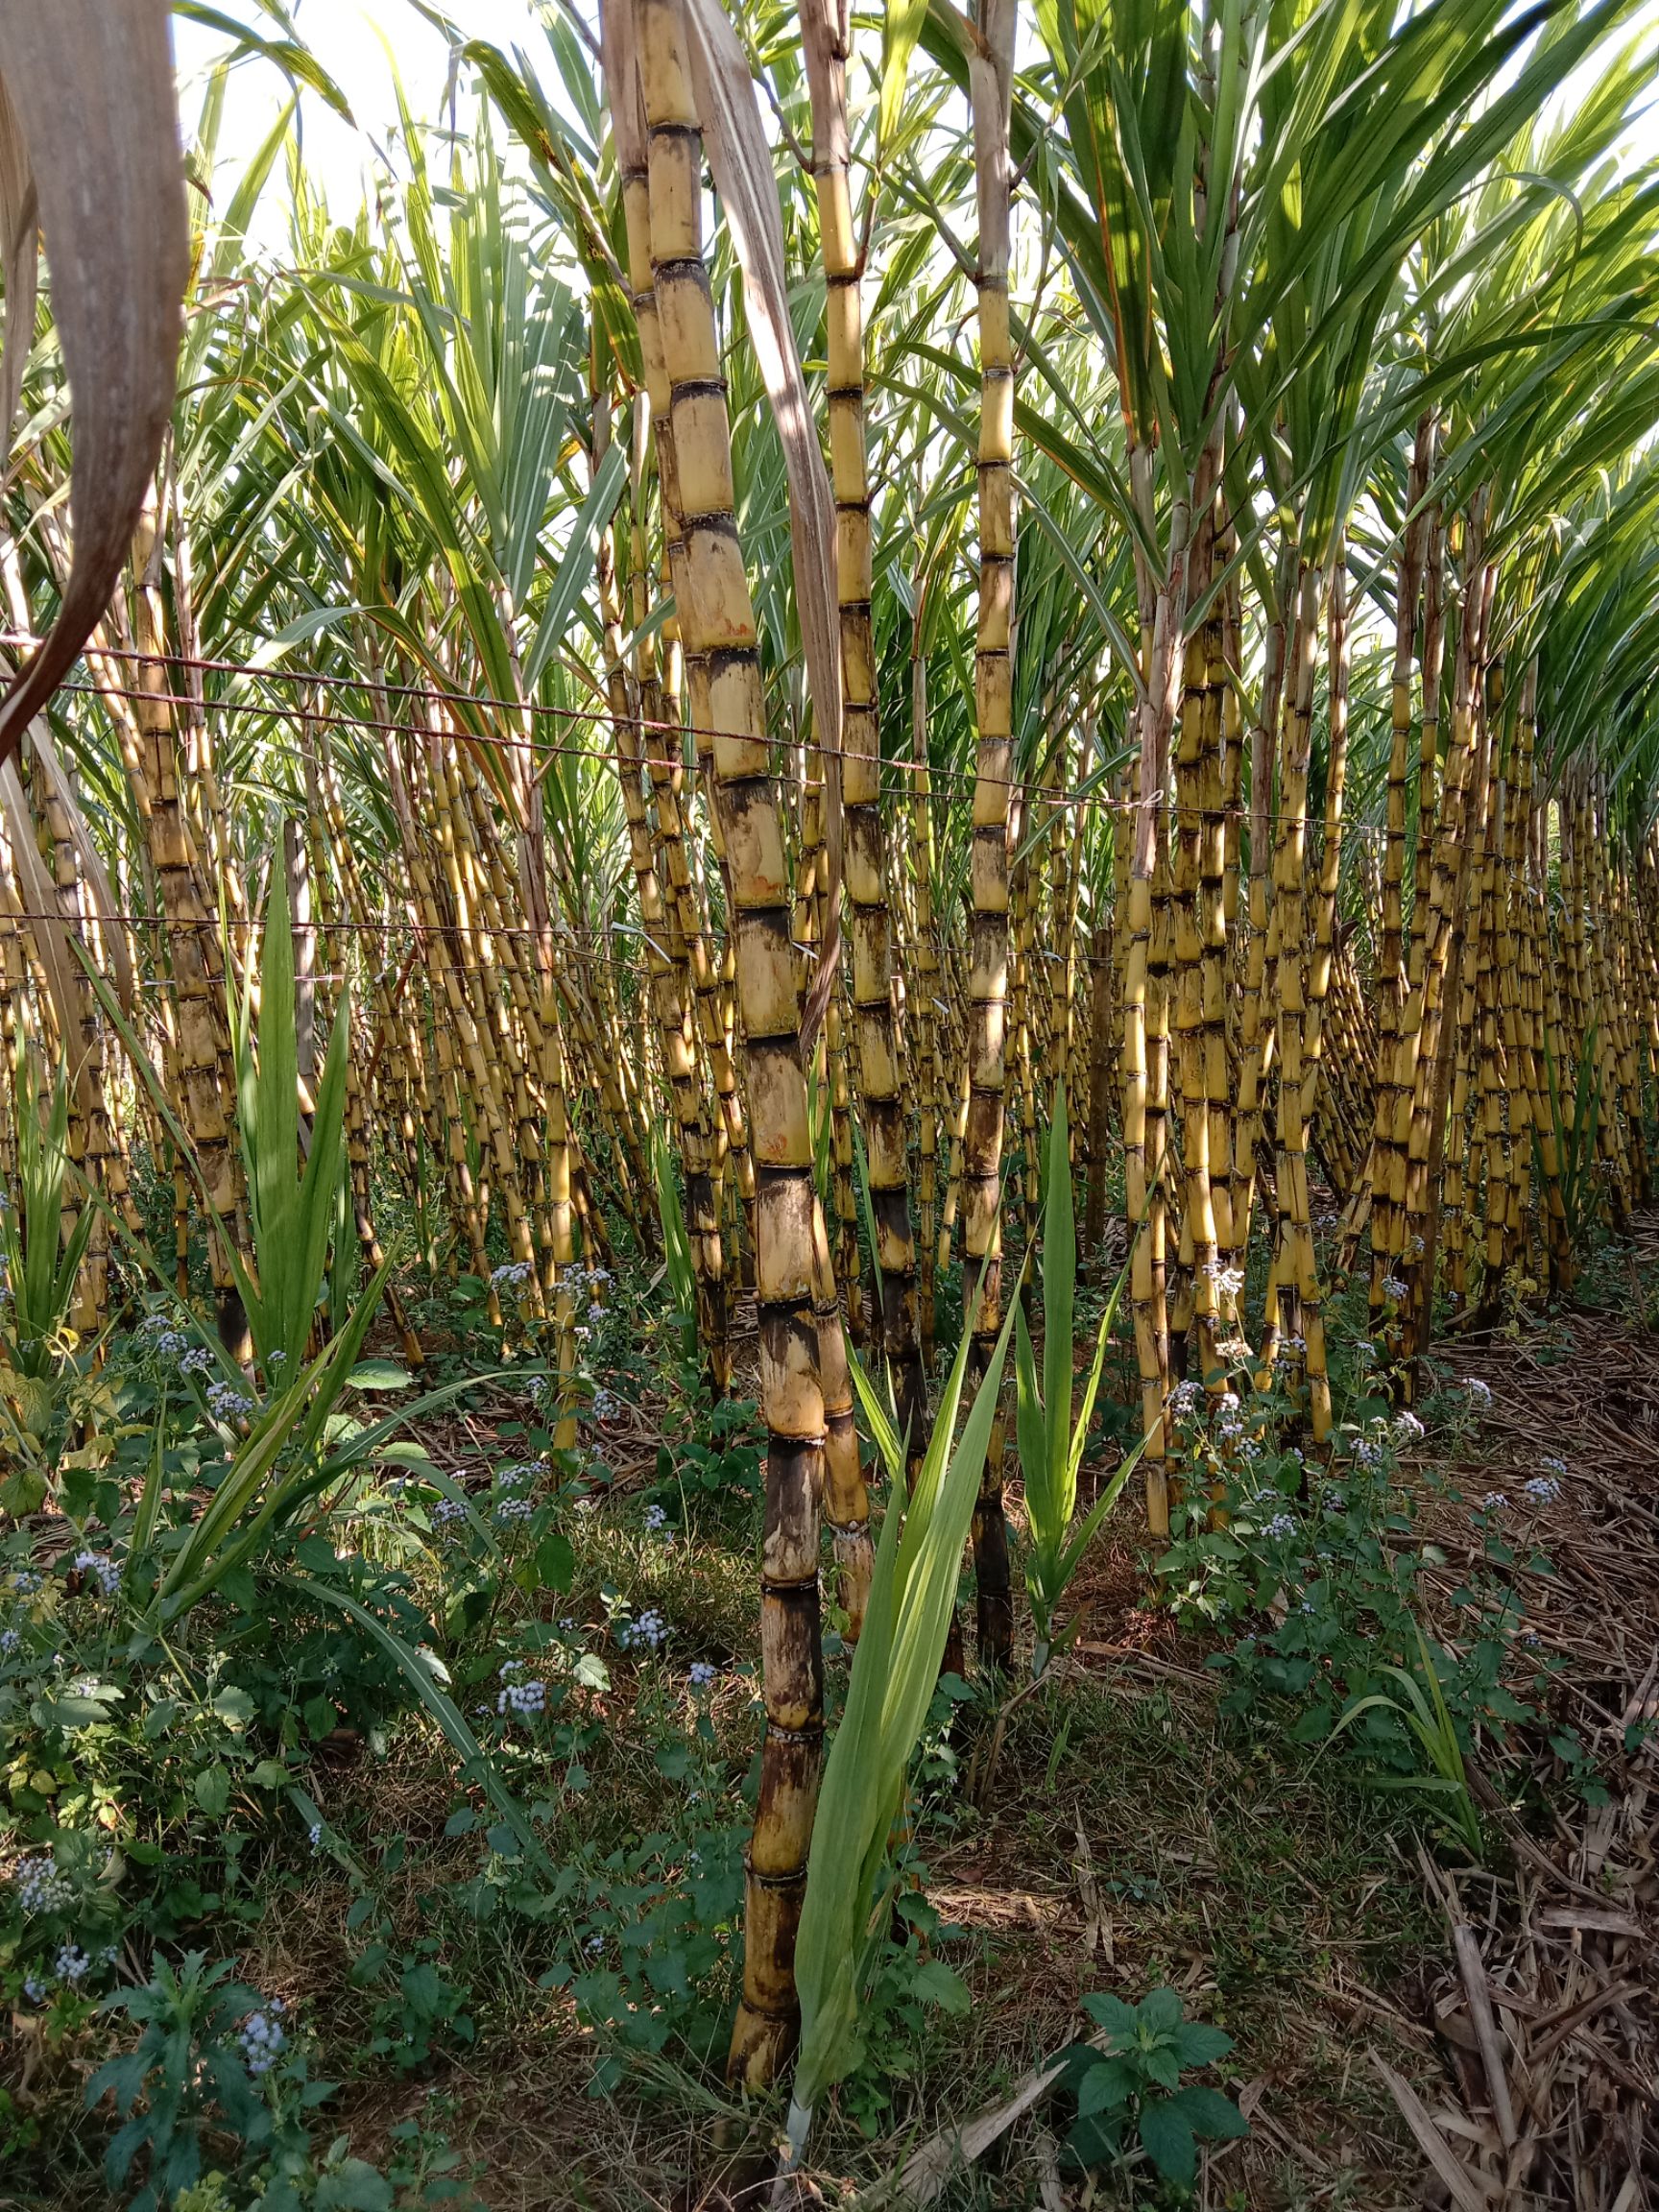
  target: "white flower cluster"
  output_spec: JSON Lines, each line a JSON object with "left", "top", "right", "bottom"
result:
{"left": 1262, "top": 1511, "right": 1297, "bottom": 1540}
{"left": 1523, "top": 1473, "right": 1562, "bottom": 1505}
{"left": 0, "top": 1628, "right": 19, "bottom": 1656}
{"left": 180, "top": 1346, "right": 214, "bottom": 1376}
{"left": 493, "top": 1495, "right": 535, "bottom": 1525}
{"left": 642, "top": 1503, "right": 676, "bottom": 1543}
{"left": 1467, "top": 1378, "right": 1493, "bottom": 1408}
{"left": 496, "top": 1459, "right": 546, "bottom": 1492}
{"left": 616, "top": 1608, "right": 666, "bottom": 1653}
{"left": 72, "top": 1551, "right": 119, "bottom": 1598}
{"left": 1381, "top": 1277, "right": 1408, "bottom": 1302}
{"left": 1394, "top": 1410, "right": 1425, "bottom": 1442}
{"left": 687, "top": 1661, "right": 716, "bottom": 1690}
{"left": 589, "top": 1387, "right": 619, "bottom": 1423}
{"left": 55, "top": 1944, "right": 91, "bottom": 1984}
{"left": 137, "top": 1313, "right": 191, "bottom": 1361}
{"left": 238, "top": 2001, "right": 288, "bottom": 2077}
{"left": 430, "top": 1497, "right": 468, "bottom": 1528}
{"left": 12, "top": 1856, "right": 72, "bottom": 1915}
{"left": 11, "top": 1570, "right": 40, "bottom": 1597}
{"left": 1481, "top": 1490, "right": 1508, "bottom": 1512}
{"left": 495, "top": 1660, "right": 548, "bottom": 1720}
{"left": 491, "top": 1261, "right": 533, "bottom": 1290}
{"left": 206, "top": 1380, "right": 254, "bottom": 1423}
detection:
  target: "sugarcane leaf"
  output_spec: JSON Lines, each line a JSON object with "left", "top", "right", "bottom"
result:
{"left": 1041, "top": 1085, "right": 1075, "bottom": 1529}
{"left": 682, "top": 0, "right": 843, "bottom": 1051}
{"left": 880, "top": 0, "right": 930, "bottom": 152}
{"left": 1014, "top": 1302, "right": 1048, "bottom": 1547}
{"left": 522, "top": 441, "right": 628, "bottom": 692}
{"left": 0, "top": 0, "right": 188, "bottom": 778}
{"left": 276, "top": 1573, "right": 548, "bottom": 1869}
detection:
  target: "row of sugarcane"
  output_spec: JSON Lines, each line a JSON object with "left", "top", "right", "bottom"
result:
{"left": 6, "top": 0, "right": 1659, "bottom": 2094}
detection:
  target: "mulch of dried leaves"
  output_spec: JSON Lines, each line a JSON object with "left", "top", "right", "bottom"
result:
{"left": 1380, "top": 1282, "right": 1659, "bottom": 2212}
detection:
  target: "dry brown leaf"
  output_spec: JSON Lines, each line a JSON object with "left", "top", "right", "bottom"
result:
{"left": 0, "top": 1, "right": 189, "bottom": 776}
{"left": 26, "top": 724, "right": 133, "bottom": 1015}
{"left": 0, "top": 755, "right": 83, "bottom": 1091}
{"left": 894, "top": 2052, "right": 1070, "bottom": 2206}
{"left": 1370, "top": 2049, "right": 1499, "bottom": 2212}
{"left": 681, "top": 0, "right": 844, "bottom": 1053}
{"left": 0, "top": 70, "right": 36, "bottom": 453}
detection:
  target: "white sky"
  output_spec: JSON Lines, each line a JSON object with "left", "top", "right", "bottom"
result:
{"left": 176, "top": 0, "right": 1659, "bottom": 254}
{"left": 172, "top": 1, "right": 551, "bottom": 249}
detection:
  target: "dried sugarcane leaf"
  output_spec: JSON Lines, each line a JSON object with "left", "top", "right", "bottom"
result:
{"left": 681, "top": 0, "right": 844, "bottom": 1049}
{"left": 1370, "top": 2050, "right": 1499, "bottom": 2212}
{"left": 0, "top": 755, "right": 84, "bottom": 1101}
{"left": 0, "top": 0, "right": 189, "bottom": 777}
{"left": 25, "top": 725, "right": 134, "bottom": 1017}
{"left": 597, "top": 0, "right": 645, "bottom": 180}
{"left": 0, "top": 71, "right": 36, "bottom": 454}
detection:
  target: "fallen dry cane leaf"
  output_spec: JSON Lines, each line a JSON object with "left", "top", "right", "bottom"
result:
{"left": 1370, "top": 2049, "right": 1498, "bottom": 2212}
{"left": 0, "top": 0, "right": 189, "bottom": 777}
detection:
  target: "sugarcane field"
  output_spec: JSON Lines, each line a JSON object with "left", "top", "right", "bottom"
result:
{"left": 6, "top": 0, "right": 1659, "bottom": 2204}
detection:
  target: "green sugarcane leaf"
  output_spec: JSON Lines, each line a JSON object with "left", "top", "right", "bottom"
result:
{"left": 276, "top": 1574, "right": 548, "bottom": 1870}
{"left": 246, "top": 861, "right": 301, "bottom": 1365}
{"left": 1041, "top": 1085, "right": 1076, "bottom": 1531}
{"left": 1015, "top": 1301, "right": 1052, "bottom": 1601}
{"left": 792, "top": 1462, "right": 906, "bottom": 2113}
{"left": 294, "top": 975, "right": 352, "bottom": 1365}
{"left": 1058, "top": 1423, "right": 1151, "bottom": 1587}
{"left": 847, "top": 1341, "right": 906, "bottom": 1486}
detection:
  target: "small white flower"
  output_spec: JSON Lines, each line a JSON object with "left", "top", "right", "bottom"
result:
{"left": 1481, "top": 1490, "right": 1507, "bottom": 1513}
{"left": 55, "top": 1944, "right": 90, "bottom": 1984}
{"left": 495, "top": 1664, "right": 548, "bottom": 1721}
{"left": 72, "top": 1551, "right": 119, "bottom": 1598}
{"left": 1523, "top": 1474, "right": 1561, "bottom": 1505}
{"left": 1467, "top": 1379, "right": 1493, "bottom": 1408}
{"left": 206, "top": 1380, "right": 254, "bottom": 1422}
{"left": 1394, "top": 1410, "right": 1425, "bottom": 1442}
{"left": 308, "top": 1822, "right": 324, "bottom": 1849}
{"left": 687, "top": 1661, "right": 716, "bottom": 1690}
{"left": 238, "top": 2003, "right": 288, "bottom": 2077}
{"left": 1263, "top": 1511, "right": 1297, "bottom": 1540}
